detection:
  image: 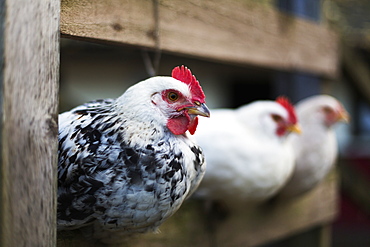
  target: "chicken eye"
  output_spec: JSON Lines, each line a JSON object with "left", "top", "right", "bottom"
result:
{"left": 168, "top": 92, "right": 179, "bottom": 102}
{"left": 271, "top": 114, "right": 283, "bottom": 122}
{"left": 322, "top": 106, "right": 333, "bottom": 114}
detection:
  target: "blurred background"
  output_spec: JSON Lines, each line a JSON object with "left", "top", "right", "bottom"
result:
{"left": 59, "top": 0, "right": 369, "bottom": 246}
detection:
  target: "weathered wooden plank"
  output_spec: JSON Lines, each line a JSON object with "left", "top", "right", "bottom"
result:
{"left": 0, "top": 0, "right": 60, "bottom": 246}
{"left": 159, "top": 0, "right": 337, "bottom": 78}
{"left": 61, "top": 0, "right": 157, "bottom": 48}
{"left": 61, "top": 0, "right": 338, "bottom": 78}
{"left": 57, "top": 171, "right": 338, "bottom": 247}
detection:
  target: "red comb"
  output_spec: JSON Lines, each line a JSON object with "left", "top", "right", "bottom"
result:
{"left": 276, "top": 96, "right": 297, "bottom": 124}
{"left": 172, "top": 66, "right": 206, "bottom": 103}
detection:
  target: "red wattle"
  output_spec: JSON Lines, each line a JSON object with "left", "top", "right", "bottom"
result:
{"left": 167, "top": 115, "right": 190, "bottom": 135}
{"left": 188, "top": 117, "right": 198, "bottom": 135}
{"left": 276, "top": 126, "right": 286, "bottom": 136}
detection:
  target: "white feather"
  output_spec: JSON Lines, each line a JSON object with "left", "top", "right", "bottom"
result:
{"left": 279, "top": 95, "right": 347, "bottom": 197}
{"left": 194, "top": 101, "right": 296, "bottom": 204}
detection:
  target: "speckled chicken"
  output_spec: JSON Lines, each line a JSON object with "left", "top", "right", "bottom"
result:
{"left": 194, "top": 97, "right": 301, "bottom": 205}
{"left": 278, "top": 95, "right": 349, "bottom": 198}
{"left": 57, "top": 66, "right": 210, "bottom": 242}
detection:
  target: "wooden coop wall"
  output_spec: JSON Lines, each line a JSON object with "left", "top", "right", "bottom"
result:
{"left": 1, "top": 0, "right": 340, "bottom": 247}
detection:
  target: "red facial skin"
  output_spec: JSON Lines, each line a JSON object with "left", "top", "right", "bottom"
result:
{"left": 166, "top": 66, "right": 207, "bottom": 135}
{"left": 274, "top": 97, "right": 298, "bottom": 136}
{"left": 161, "top": 89, "right": 199, "bottom": 135}
{"left": 322, "top": 105, "right": 347, "bottom": 127}
{"left": 271, "top": 114, "right": 291, "bottom": 137}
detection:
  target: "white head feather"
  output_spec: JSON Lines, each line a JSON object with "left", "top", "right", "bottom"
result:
{"left": 115, "top": 76, "right": 191, "bottom": 126}
{"left": 236, "top": 101, "right": 290, "bottom": 139}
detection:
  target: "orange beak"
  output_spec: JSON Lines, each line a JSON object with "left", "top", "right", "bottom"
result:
{"left": 287, "top": 123, "right": 302, "bottom": 134}
{"left": 337, "top": 110, "right": 350, "bottom": 123}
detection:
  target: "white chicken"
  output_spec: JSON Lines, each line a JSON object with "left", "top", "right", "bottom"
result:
{"left": 194, "top": 97, "right": 301, "bottom": 205}
{"left": 278, "top": 95, "right": 349, "bottom": 198}
{"left": 57, "top": 66, "right": 210, "bottom": 243}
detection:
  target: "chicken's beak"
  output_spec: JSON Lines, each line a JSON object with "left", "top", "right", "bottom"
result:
{"left": 187, "top": 103, "right": 210, "bottom": 118}
{"left": 338, "top": 110, "right": 350, "bottom": 123}
{"left": 287, "top": 124, "right": 302, "bottom": 134}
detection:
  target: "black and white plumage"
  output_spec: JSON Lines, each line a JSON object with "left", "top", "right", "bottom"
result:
{"left": 57, "top": 66, "right": 210, "bottom": 242}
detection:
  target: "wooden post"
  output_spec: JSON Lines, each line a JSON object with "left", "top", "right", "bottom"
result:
{"left": 0, "top": 0, "right": 60, "bottom": 246}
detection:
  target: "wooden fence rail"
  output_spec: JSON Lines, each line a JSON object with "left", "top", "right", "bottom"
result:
{"left": 61, "top": 0, "right": 338, "bottom": 79}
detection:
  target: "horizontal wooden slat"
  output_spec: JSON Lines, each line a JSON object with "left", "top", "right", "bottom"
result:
{"left": 61, "top": 0, "right": 338, "bottom": 78}
{"left": 58, "top": 171, "right": 338, "bottom": 247}
{"left": 61, "top": 0, "right": 156, "bottom": 47}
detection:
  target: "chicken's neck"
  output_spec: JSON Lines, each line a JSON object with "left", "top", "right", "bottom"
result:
{"left": 113, "top": 109, "right": 174, "bottom": 149}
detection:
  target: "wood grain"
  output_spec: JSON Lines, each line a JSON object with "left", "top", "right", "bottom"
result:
{"left": 0, "top": 0, "right": 59, "bottom": 246}
{"left": 61, "top": 0, "right": 157, "bottom": 48}
{"left": 61, "top": 0, "right": 338, "bottom": 78}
